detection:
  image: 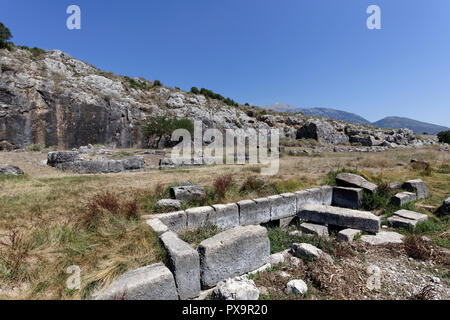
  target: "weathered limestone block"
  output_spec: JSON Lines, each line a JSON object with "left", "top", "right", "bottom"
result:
{"left": 210, "top": 203, "right": 239, "bottom": 230}
{"left": 197, "top": 225, "right": 270, "bottom": 288}
{"left": 387, "top": 209, "right": 428, "bottom": 229}
{"left": 146, "top": 218, "right": 169, "bottom": 235}
{"left": 360, "top": 231, "right": 404, "bottom": 245}
{"left": 268, "top": 193, "right": 296, "bottom": 220}
{"left": 159, "top": 231, "right": 200, "bottom": 300}
{"left": 332, "top": 187, "right": 363, "bottom": 209}
{"left": 95, "top": 263, "right": 178, "bottom": 300}
{"left": 298, "top": 204, "right": 380, "bottom": 233}
{"left": 155, "top": 211, "right": 187, "bottom": 233}
{"left": 291, "top": 243, "right": 333, "bottom": 264}
{"left": 336, "top": 172, "right": 378, "bottom": 194}
{"left": 170, "top": 185, "right": 206, "bottom": 202}
{"left": 213, "top": 276, "right": 260, "bottom": 300}
{"left": 186, "top": 206, "right": 214, "bottom": 230}
{"left": 47, "top": 151, "right": 79, "bottom": 165}
{"left": 237, "top": 200, "right": 258, "bottom": 226}
{"left": 156, "top": 199, "right": 182, "bottom": 211}
{"left": 299, "top": 222, "right": 329, "bottom": 237}
{"left": 438, "top": 197, "right": 450, "bottom": 216}
{"left": 337, "top": 228, "right": 362, "bottom": 242}
{"left": 0, "top": 165, "right": 24, "bottom": 176}
{"left": 390, "top": 192, "right": 417, "bottom": 207}
{"left": 253, "top": 198, "right": 271, "bottom": 224}
{"left": 402, "top": 179, "right": 428, "bottom": 199}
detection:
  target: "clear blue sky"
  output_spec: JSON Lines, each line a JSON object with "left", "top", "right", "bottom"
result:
{"left": 1, "top": 0, "right": 449, "bottom": 126}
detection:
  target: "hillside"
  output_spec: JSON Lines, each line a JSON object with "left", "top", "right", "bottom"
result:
{"left": 373, "top": 117, "right": 450, "bottom": 135}
{"left": 265, "top": 103, "right": 371, "bottom": 125}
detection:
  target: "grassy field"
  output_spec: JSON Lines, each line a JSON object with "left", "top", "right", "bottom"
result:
{"left": 0, "top": 146, "right": 448, "bottom": 299}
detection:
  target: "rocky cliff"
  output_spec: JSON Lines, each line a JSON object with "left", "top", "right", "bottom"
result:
{"left": 0, "top": 47, "right": 436, "bottom": 150}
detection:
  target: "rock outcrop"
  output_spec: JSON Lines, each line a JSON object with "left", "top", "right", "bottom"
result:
{"left": 0, "top": 47, "right": 436, "bottom": 150}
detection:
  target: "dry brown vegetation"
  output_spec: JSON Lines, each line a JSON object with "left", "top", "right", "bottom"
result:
{"left": 0, "top": 145, "right": 449, "bottom": 299}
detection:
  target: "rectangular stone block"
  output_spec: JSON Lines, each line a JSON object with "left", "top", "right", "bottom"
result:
{"left": 299, "top": 222, "right": 329, "bottom": 237}
{"left": 159, "top": 231, "right": 201, "bottom": 299}
{"left": 197, "top": 225, "right": 270, "bottom": 288}
{"left": 268, "top": 193, "right": 296, "bottom": 220}
{"left": 298, "top": 204, "right": 380, "bottom": 233}
{"left": 332, "top": 187, "right": 363, "bottom": 209}
{"left": 402, "top": 179, "right": 428, "bottom": 199}
{"left": 237, "top": 199, "right": 269, "bottom": 225}
{"left": 337, "top": 228, "right": 362, "bottom": 242}
{"left": 390, "top": 192, "right": 417, "bottom": 207}
{"left": 185, "top": 206, "right": 214, "bottom": 230}
{"left": 210, "top": 203, "right": 239, "bottom": 230}
{"left": 394, "top": 209, "right": 428, "bottom": 222}
{"left": 146, "top": 218, "right": 169, "bottom": 235}
{"left": 387, "top": 216, "right": 419, "bottom": 229}
{"left": 155, "top": 211, "right": 187, "bottom": 233}
{"left": 95, "top": 263, "right": 178, "bottom": 300}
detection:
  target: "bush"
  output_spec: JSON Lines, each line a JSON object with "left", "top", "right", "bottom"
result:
{"left": 213, "top": 174, "right": 233, "bottom": 200}
{"left": 437, "top": 130, "right": 450, "bottom": 144}
{"left": 17, "top": 46, "right": 45, "bottom": 58}
{"left": 240, "top": 176, "right": 266, "bottom": 194}
{"left": 190, "top": 87, "right": 200, "bottom": 94}
{"left": 25, "top": 143, "right": 45, "bottom": 152}
{"left": 153, "top": 80, "right": 162, "bottom": 87}
{"left": 0, "top": 22, "right": 12, "bottom": 49}
{"left": 123, "top": 76, "right": 148, "bottom": 91}
{"left": 142, "top": 116, "right": 194, "bottom": 142}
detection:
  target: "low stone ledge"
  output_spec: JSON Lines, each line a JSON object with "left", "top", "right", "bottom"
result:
{"left": 197, "top": 225, "right": 270, "bottom": 288}
{"left": 94, "top": 263, "right": 178, "bottom": 300}
{"left": 210, "top": 203, "right": 239, "bottom": 230}
{"left": 159, "top": 231, "right": 201, "bottom": 300}
{"left": 146, "top": 218, "right": 169, "bottom": 235}
{"left": 268, "top": 193, "right": 296, "bottom": 220}
{"left": 154, "top": 211, "right": 187, "bottom": 233}
{"left": 186, "top": 206, "right": 214, "bottom": 230}
{"left": 298, "top": 204, "right": 380, "bottom": 233}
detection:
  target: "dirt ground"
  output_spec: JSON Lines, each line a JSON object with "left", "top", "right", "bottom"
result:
{"left": 0, "top": 146, "right": 449, "bottom": 299}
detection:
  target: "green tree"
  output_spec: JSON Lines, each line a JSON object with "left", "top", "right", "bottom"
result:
{"left": 142, "top": 116, "right": 194, "bottom": 147}
{"left": 0, "top": 22, "right": 12, "bottom": 49}
{"left": 437, "top": 130, "right": 450, "bottom": 144}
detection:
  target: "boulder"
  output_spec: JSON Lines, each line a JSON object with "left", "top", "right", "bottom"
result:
{"left": 299, "top": 222, "right": 329, "bottom": 237}
{"left": 95, "top": 263, "right": 178, "bottom": 300}
{"left": 296, "top": 120, "right": 349, "bottom": 145}
{"left": 332, "top": 187, "right": 363, "bottom": 209}
{"left": 337, "top": 229, "right": 362, "bottom": 242}
{"left": 170, "top": 185, "right": 206, "bottom": 202}
{"left": 47, "top": 151, "right": 79, "bottom": 165}
{"left": 0, "top": 165, "right": 24, "bottom": 176}
{"left": 197, "top": 225, "right": 270, "bottom": 288}
{"left": 155, "top": 199, "right": 182, "bottom": 211}
{"left": 213, "top": 276, "right": 260, "bottom": 300}
{"left": 285, "top": 279, "right": 308, "bottom": 296}
{"left": 360, "top": 231, "right": 404, "bottom": 245}
{"left": 269, "top": 252, "right": 285, "bottom": 265}
{"left": 298, "top": 204, "right": 380, "bottom": 233}
{"left": 291, "top": 243, "right": 333, "bottom": 264}
{"left": 159, "top": 231, "right": 201, "bottom": 300}
{"left": 336, "top": 173, "right": 378, "bottom": 194}
{"left": 402, "top": 179, "right": 428, "bottom": 199}
{"left": 390, "top": 192, "right": 417, "bottom": 207}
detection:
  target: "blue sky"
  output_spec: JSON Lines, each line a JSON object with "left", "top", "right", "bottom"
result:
{"left": 1, "top": 0, "right": 449, "bottom": 126}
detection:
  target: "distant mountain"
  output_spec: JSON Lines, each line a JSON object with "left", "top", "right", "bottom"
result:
{"left": 372, "top": 117, "right": 449, "bottom": 135}
{"left": 265, "top": 103, "right": 449, "bottom": 134}
{"left": 264, "top": 103, "right": 371, "bottom": 125}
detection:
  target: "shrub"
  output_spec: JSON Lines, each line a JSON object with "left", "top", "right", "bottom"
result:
{"left": 0, "top": 22, "right": 12, "bottom": 49}
{"left": 18, "top": 46, "right": 46, "bottom": 58}
{"left": 190, "top": 87, "right": 200, "bottom": 94}
{"left": 153, "top": 80, "right": 162, "bottom": 87}
{"left": 213, "top": 174, "right": 233, "bottom": 199}
{"left": 404, "top": 235, "right": 431, "bottom": 261}
{"left": 240, "top": 176, "right": 266, "bottom": 194}
{"left": 25, "top": 143, "right": 45, "bottom": 152}
{"left": 123, "top": 76, "right": 148, "bottom": 91}
{"left": 0, "top": 227, "right": 32, "bottom": 280}
{"left": 437, "top": 130, "right": 450, "bottom": 144}
{"left": 246, "top": 110, "right": 255, "bottom": 117}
